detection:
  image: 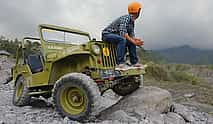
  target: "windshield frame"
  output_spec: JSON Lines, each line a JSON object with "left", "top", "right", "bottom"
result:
{"left": 39, "top": 24, "right": 91, "bottom": 45}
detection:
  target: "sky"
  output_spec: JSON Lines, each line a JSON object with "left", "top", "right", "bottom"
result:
{"left": 0, "top": 0, "right": 212, "bottom": 50}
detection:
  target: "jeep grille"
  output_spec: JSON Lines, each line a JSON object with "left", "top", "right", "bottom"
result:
{"left": 100, "top": 43, "right": 117, "bottom": 68}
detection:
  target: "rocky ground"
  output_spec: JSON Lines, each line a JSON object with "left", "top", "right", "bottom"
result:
{"left": 0, "top": 56, "right": 212, "bottom": 124}
{"left": 144, "top": 65, "right": 213, "bottom": 115}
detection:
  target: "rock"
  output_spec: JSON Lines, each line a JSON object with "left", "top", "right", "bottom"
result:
{"left": 102, "top": 89, "right": 121, "bottom": 101}
{"left": 96, "top": 120, "right": 123, "bottom": 124}
{"left": 91, "top": 89, "right": 123, "bottom": 118}
{"left": 173, "top": 103, "right": 212, "bottom": 124}
{"left": 104, "top": 110, "right": 138, "bottom": 123}
{"left": 0, "top": 121, "right": 5, "bottom": 124}
{"left": 173, "top": 103, "right": 195, "bottom": 122}
{"left": 164, "top": 112, "right": 186, "bottom": 124}
{"left": 98, "top": 86, "right": 172, "bottom": 120}
{"left": 51, "top": 120, "right": 62, "bottom": 124}
{"left": 207, "top": 115, "right": 213, "bottom": 124}
{"left": 191, "top": 111, "right": 208, "bottom": 124}
{"left": 63, "top": 117, "right": 80, "bottom": 124}
{"left": 127, "top": 110, "right": 146, "bottom": 121}
{"left": 4, "top": 113, "right": 17, "bottom": 124}
{"left": 23, "top": 106, "right": 32, "bottom": 109}
{"left": 184, "top": 93, "right": 195, "bottom": 98}
{"left": 146, "top": 112, "right": 164, "bottom": 124}
{"left": 5, "top": 113, "right": 16, "bottom": 118}
{"left": 122, "top": 86, "right": 172, "bottom": 113}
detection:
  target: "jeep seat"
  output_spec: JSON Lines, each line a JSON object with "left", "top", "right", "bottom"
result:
{"left": 27, "top": 54, "right": 43, "bottom": 74}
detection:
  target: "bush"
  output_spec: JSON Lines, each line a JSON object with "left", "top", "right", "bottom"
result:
{"left": 145, "top": 63, "right": 171, "bottom": 81}
{"left": 170, "top": 71, "right": 200, "bottom": 83}
{"left": 146, "top": 63, "right": 201, "bottom": 83}
{"left": 207, "top": 65, "right": 213, "bottom": 70}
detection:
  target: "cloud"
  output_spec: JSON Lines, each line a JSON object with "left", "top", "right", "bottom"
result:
{"left": 0, "top": 0, "right": 212, "bottom": 50}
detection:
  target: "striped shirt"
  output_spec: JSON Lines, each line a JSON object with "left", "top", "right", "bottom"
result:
{"left": 102, "top": 14, "right": 135, "bottom": 37}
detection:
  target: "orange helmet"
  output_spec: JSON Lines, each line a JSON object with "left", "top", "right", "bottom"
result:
{"left": 128, "top": 1, "right": 142, "bottom": 14}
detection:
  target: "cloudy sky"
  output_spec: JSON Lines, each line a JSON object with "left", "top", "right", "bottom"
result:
{"left": 0, "top": 0, "right": 212, "bottom": 50}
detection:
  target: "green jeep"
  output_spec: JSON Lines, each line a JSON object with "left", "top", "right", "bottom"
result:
{"left": 11, "top": 24, "right": 145, "bottom": 121}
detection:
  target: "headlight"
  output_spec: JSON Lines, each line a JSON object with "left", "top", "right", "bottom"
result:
{"left": 92, "top": 44, "right": 101, "bottom": 55}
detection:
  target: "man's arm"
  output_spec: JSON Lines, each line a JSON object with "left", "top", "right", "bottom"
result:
{"left": 123, "top": 33, "right": 143, "bottom": 46}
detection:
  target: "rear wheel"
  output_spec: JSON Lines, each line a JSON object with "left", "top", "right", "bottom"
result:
{"left": 53, "top": 73, "right": 101, "bottom": 122}
{"left": 112, "top": 76, "right": 141, "bottom": 96}
{"left": 13, "top": 76, "right": 31, "bottom": 106}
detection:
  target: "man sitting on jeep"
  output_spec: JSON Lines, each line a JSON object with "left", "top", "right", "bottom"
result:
{"left": 102, "top": 1, "right": 144, "bottom": 71}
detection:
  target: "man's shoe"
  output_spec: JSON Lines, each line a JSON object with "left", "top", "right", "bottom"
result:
{"left": 115, "top": 64, "right": 130, "bottom": 71}
{"left": 131, "top": 63, "right": 145, "bottom": 69}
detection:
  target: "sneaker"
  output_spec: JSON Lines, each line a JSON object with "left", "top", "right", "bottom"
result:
{"left": 131, "top": 63, "right": 145, "bottom": 69}
{"left": 115, "top": 64, "right": 130, "bottom": 71}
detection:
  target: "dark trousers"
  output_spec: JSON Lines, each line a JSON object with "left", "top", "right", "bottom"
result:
{"left": 102, "top": 33, "right": 138, "bottom": 65}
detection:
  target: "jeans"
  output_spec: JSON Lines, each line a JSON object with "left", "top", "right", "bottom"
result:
{"left": 102, "top": 33, "right": 138, "bottom": 65}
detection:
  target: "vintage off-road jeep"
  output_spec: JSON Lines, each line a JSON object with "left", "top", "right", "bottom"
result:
{"left": 12, "top": 24, "right": 145, "bottom": 121}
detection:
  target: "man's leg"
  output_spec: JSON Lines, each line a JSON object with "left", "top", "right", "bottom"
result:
{"left": 126, "top": 41, "right": 138, "bottom": 65}
{"left": 102, "top": 33, "right": 126, "bottom": 64}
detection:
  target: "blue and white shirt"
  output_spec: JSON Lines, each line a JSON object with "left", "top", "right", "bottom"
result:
{"left": 102, "top": 14, "right": 135, "bottom": 37}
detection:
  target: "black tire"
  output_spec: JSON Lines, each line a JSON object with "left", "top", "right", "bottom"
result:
{"left": 52, "top": 73, "right": 101, "bottom": 122}
{"left": 12, "top": 76, "right": 31, "bottom": 106}
{"left": 112, "top": 76, "right": 141, "bottom": 96}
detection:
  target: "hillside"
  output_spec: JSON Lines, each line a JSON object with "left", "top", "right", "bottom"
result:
{"left": 154, "top": 45, "right": 213, "bottom": 65}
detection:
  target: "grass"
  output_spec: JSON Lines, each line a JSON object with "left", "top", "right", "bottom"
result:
{"left": 145, "top": 63, "right": 201, "bottom": 83}
{"left": 207, "top": 65, "right": 213, "bottom": 70}
{"left": 144, "top": 63, "right": 213, "bottom": 113}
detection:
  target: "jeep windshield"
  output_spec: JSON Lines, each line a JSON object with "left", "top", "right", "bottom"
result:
{"left": 41, "top": 28, "right": 90, "bottom": 45}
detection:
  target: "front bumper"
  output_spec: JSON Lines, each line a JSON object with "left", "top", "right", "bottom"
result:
{"left": 97, "top": 68, "right": 145, "bottom": 79}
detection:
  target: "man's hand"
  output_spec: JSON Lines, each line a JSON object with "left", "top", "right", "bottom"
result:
{"left": 123, "top": 33, "right": 144, "bottom": 46}
{"left": 133, "top": 38, "right": 144, "bottom": 46}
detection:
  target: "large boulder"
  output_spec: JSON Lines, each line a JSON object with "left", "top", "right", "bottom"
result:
{"left": 98, "top": 86, "right": 172, "bottom": 120}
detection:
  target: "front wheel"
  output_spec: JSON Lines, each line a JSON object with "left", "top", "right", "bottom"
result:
{"left": 12, "top": 76, "right": 31, "bottom": 106}
{"left": 52, "top": 73, "right": 101, "bottom": 122}
{"left": 112, "top": 76, "right": 141, "bottom": 96}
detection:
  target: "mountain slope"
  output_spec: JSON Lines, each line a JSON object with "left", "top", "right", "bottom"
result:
{"left": 154, "top": 45, "right": 213, "bottom": 64}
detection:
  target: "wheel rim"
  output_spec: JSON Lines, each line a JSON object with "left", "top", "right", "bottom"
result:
{"left": 16, "top": 82, "right": 24, "bottom": 98}
{"left": 60, "top": 86, "right": 87, "bottom": 116}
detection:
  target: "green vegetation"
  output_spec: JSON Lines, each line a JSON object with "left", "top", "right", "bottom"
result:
{"left": 145, "top": 63, "right": 201, "bottom": 83}
{"left": 128, "top": 46, "right": 203, "bottom": 83}
{"left": 137, "top": 47, "right": 166, "bottom": 64}
{"left": 207, "top": 65, "right": 213, "bottom": 70}
{"left": 0, "top": 36, "right": 41, "bottom": 58}
{"left": 0, "top": 36, "right": 20, "bottom": 57}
